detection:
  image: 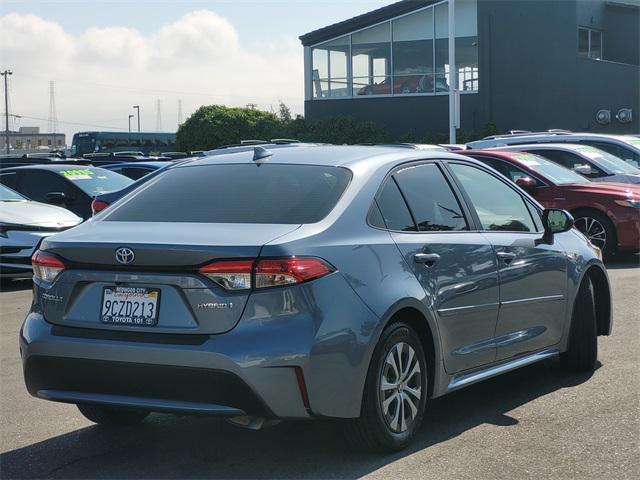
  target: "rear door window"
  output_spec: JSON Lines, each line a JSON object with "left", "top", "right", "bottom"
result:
{"left": 394, "top": 163, "right": 467, "bottom": 231}
{"left": 105, "top": 164, "right": 352, "bottom": 224}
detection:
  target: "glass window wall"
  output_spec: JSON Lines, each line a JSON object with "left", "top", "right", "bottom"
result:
{"left": 309, "top": 0, "right": 479, "bottom": 99}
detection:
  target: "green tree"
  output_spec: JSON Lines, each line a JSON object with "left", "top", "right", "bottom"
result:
{"left": 176, "top": 105, "right": 282, "bottom": 151}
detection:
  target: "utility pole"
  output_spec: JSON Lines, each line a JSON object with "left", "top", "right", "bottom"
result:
{"left": 133, "top": 105, "right": 140, "bottom": 132}
{"left": 1, "top": 69, "right": 12, "bottom": 154}
{"left": 177, "top": 99, "right": 183, "bottom": 126}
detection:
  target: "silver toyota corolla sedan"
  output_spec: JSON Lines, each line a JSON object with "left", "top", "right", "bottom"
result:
{"left": 21, "top": 146, "right": 611, "bottom": 451}
{"left": 0, "top": 185, "right": 81, "bottom": 278}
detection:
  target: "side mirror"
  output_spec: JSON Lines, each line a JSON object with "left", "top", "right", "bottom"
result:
{"left": 46, "top": 191, "right": 67, "bottom": 205}
{"left": 542, "top": 208, "right": 574, "bottom": 234}
{"left": 515, "top": 176, "right": 537, "bottom": 192}
{"left": 573, "top": 164, "right": 592, "bottom": 175}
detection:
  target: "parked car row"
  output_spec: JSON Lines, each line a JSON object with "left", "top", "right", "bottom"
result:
{"left": 1, "top": 133, "right": 639, "bottom": 283}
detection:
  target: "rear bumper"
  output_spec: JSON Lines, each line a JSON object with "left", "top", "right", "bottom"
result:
{"left": 20, "top": 271, "right": 379, "bottom": 419}
{"left": 20, "top": 313, "right": 306, "bottom": 418}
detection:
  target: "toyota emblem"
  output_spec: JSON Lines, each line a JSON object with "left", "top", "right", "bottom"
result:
{"left": 115, "top": 247, "right": 135, "bottom": 265}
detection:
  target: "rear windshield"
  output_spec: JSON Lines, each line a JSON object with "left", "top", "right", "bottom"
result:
{"left": 104, "top": 163, "right": 352, "bottom": 224}
{"left": 55, "top": 167, "right": 133, "bottom": 196}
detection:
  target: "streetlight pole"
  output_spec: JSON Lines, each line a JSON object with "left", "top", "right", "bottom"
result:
{"left": 1, "top": 69, "right": 12, "bottom": 154}
{"left": 133, "top": 105, "right": 140, "bottom": 132}
{"left": 128, "top": 114, "right": 134, "bottom": 146}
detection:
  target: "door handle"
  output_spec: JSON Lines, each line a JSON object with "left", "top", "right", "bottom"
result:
{"left": 414, "top": 253, "right": 440, "bottom": 267}
{"left": 496, "top": 251, "right": 517, "bottom": 264}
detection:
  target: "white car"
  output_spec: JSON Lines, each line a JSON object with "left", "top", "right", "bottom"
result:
{"left": 467, "top": 131, "right": 640, "bottom": 168}
{"left": 0, "top": 185, "right": 81, "bottom": 279}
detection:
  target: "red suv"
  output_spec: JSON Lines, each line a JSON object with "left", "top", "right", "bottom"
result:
{"left": 465, "top": 150, "right": 640, "bottom": 255}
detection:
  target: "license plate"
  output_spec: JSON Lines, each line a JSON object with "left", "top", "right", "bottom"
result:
{"left": 100, "top": 286, "right": 160, "bottom": 326}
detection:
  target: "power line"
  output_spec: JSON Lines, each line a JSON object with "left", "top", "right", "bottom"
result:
{"left": 11, "top": 113, "right": 123, "bottom": 130}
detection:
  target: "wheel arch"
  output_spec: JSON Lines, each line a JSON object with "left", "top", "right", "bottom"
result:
{"left": 583, "top": 264, "right": 612, "bottom": 336}
{"left": 376, "top": 299, "right": 443, "bottom": 400}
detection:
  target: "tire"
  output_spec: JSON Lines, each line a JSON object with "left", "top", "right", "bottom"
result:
{"left": 343, "top": 322, "right": 428, "bottom": 452}
{"left": 573, "top": 209, "right": 616, "bottom": 257}
{"left": 560, "top": 277, "right": 598, "bottom": 372}
{"left": 77, "top": 404, "right": 150, "bottom": 426}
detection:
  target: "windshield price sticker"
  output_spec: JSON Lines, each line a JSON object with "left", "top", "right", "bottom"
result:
{"left": 512, "top": 153, "right": 540, "bottom": 166}
{"left": 59, "top": 168, "right": 95, "bottom": 180}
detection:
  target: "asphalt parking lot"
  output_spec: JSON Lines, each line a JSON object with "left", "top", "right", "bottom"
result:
{"left": 1, "top": 255, "right": 638, "bottom": 480}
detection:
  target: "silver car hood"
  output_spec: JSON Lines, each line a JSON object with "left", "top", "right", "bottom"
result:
{"left": 0, "top": 200, "right": 82, "bottom": 228}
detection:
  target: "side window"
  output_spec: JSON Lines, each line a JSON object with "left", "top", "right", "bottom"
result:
{"left": 122, "top": 168, "right": 151, "bottom": 180}
{"left": 18, "top": 172, "right": 75, "bottom": 203}
{"left": 394, "top": 164, "right": 467, "bottom": 231}
{"left": 372, "top": 177, "right": 416, "bottom": 231}
{"left": 449, "top": 163, "right": 536, "bottom": 233}
{"left": 0, "top": 172, "right": 19, "bottom": 190}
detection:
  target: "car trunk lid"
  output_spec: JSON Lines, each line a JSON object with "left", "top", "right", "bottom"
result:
{"left": 37, "top": 221, "right": 300, "bottom": 334}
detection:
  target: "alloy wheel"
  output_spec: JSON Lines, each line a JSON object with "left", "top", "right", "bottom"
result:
{"left": 574, "top": 216, "right": 607, "bottom": 249}
{"left": 380, "top": 342, "right": 423, "bottom": 433}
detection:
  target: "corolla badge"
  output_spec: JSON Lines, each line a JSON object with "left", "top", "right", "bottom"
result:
{"left": 115, "top": 247, "right": 135, "bottom": 265}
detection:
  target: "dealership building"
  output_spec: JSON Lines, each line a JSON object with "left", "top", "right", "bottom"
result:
{"left": 299, "top": 0, "right": 640, "bottom": 139}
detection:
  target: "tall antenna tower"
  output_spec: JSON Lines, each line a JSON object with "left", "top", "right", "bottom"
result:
{"left": 177, "top": 99, "right": 183, "bottom": 126}
{"left": 48, "top": 80, "right": 58, "bottom": 133}
{"left": 155, "top": 99, "right": 163, "bottom": 132}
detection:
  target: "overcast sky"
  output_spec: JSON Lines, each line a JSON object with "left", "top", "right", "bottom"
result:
{"left": 0, "top": 0, "right": 390, "bottom": 142}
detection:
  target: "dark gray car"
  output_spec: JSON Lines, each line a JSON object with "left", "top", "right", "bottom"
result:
{"left": 21, "top": 146, "right": 611, "bottom": 451}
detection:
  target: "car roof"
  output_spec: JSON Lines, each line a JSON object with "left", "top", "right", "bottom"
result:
{"left": 0, "top": 164, "right": 105, "bottom": 172}
{"left": 468, "top": 132, "right": 637, "bottom": 148}
{"left": 493, "top": 143, "right": 595, "bottom": 151}
{"left": 103, "top": 161, "right": 172, "bottom": 169}
{"left": 184, "top": 145, "right": 475, "bottom": 173}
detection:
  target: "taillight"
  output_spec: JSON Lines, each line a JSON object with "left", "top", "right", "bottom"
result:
{"left": 198, "top": 257, "right": 335, "bottom": 290}
{"left": 199, "top": 260, "right": 253, "bottom": 290}
{"left": 32, "top": 250, "right": 65, "bottom": 283}
{"left": 255, "top": 258, "right": 334, "bottom": 288}
{"left": 91, "top": 199, "right": 109, "bottom": 215}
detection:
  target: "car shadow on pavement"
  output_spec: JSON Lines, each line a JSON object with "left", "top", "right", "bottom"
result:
{"left": 0, "top": 279, "right": 32, "bottom": 292}
{"left": 604, "top": 252, "right": 639, "bottom": 270}
{"left": 0, "top": 358, "right": 598, "bottom": 479}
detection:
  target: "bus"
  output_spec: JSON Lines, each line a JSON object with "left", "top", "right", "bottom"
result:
{"left": 70, "top": 131, "right": 177, "bottom": 158}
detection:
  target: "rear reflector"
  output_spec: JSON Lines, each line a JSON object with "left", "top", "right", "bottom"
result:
{"left": 32, "top": 250, "right": 65, "bottom": 283}
{"left": 91, "top": 199, "right": 109, "bottom": 215}
{"left": 199, "top": 260, "right": 253, "bottom": 290}
{"left": 198, "top": 257, "right": 335, "bottom": 291}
